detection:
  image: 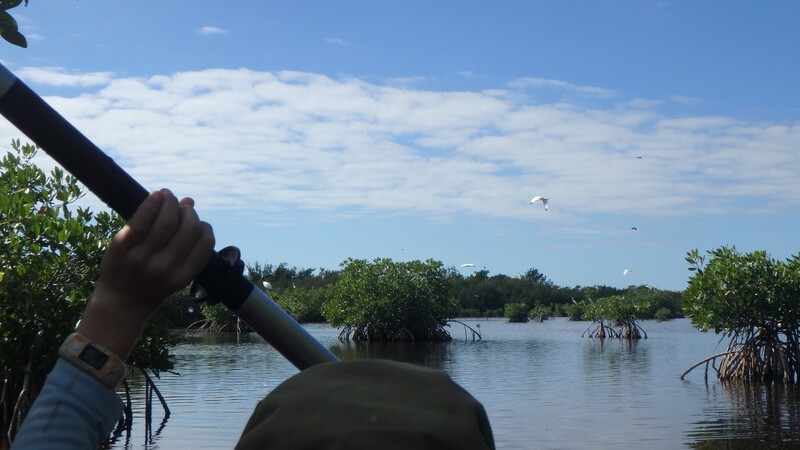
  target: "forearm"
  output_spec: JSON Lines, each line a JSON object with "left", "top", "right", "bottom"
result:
{"left": 76, "top": 286, "right": 152, "bottom": 361}
{"left": 11, "top": 359, "right": 123, "bottom": 449}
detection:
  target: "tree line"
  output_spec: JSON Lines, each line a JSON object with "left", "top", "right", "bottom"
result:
{"left": 166, "top": 261, "right": 685, "bottom": 331}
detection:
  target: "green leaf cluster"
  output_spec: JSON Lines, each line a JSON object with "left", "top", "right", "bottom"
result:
{"left": 682, "top": 246, "right": 800, "bottom": 383}
{"left": 1, "top": 141, "right": 119, "bottom": 432}
{"left": 0, "top": 141, "right": 181, "bottom": 434}
{"left": 321, "top": 258, "right": 455, "bottom": 341}
{"left": 588, "top": 295, "right": 647, "bottom": 324}
{"left": 504, "top": 303, "right": 530, "bottom": 322}
{"left": 684, "top": 246, "right": 800, "bottom": 335}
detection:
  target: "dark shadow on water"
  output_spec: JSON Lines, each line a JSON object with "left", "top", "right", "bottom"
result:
{"left": 687, "top": 383, "right": 800, "bottom": 449}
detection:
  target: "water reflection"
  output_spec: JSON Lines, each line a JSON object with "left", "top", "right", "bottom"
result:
{"left": 687, "top": 383, "right": 800, "bottom": 449}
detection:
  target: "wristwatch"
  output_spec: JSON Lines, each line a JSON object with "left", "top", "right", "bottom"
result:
{"left": 58, "top": 332, "right": 127, "bottom": 389}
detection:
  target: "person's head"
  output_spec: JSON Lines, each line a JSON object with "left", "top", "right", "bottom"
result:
{"left": 236, "top": 359, "right": 495, "bottom": 450}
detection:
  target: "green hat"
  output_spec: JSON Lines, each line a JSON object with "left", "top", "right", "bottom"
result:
{"left": 235, "top": 359, "right": 495, "bottom": 450}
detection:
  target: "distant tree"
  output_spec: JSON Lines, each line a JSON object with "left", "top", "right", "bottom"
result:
{"left": 529, "top": 304, "right": 551, "bottom": 322}
{"left": 581, "top": 295, "right": 647, "bottom": 339}
{"left": 654, "top": 307, "right": 671, "bottom": 322}
{"left": 522, "top": 268, "right": 551, "bottom": 286}
{"left": 681, "top": 247, "right": 800, "bottom": 383}
{"left": 322, "top": 258, "right": 455, "bottom": 341}
{"left": 504, "top": 303, "right": 530, "bottom": 323}
{"left": 271, "top": 287, "right": 326, "bottom": 323}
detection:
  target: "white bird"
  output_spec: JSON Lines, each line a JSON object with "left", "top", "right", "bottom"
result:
{"left": 262, "top": 281, "right": 273, "bottom": 290}
{"left": 460, "top": 263, "right": 475, "bottom": 268}
{"left": 623, "top": 269, "right": 631, "bottom": 276}
{"left": 530, "top": 196, "right": 548, "bottom": 211}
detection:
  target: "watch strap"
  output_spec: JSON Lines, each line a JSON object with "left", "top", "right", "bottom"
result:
{"left": 58, "top": 332, "right": 127, "bottom": 389}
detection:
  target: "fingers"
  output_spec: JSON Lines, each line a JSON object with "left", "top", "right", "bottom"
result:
{"left": 157, "top": 200, "right": 214, "bottom": 280}
{"left": 140, "top": 189, "right": 181, "bottom": 252}
{"left": 114, "top": 189, "right": 213, "bottom": 284}
{"left": 179, "top": 197, "right": 195, "bottom": 208}
{"left": 112, "top": 190, "right": 166, "bottom": 249}
{"left": 170, "top": 221, "right": 215, "bottom": 285}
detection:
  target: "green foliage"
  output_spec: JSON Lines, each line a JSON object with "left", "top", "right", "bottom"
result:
{"left": 322, "top": 258, "right": 455, "bottom": 341}
{"left": 685, "top": 247, "right": 800, "bottom": 334}
{"left": 128, "top": 315, "right": 179, "bottom": 375}
{"left": 1, "top": 141, "right": 119, "bottom": 434}
{"left": 529, "top": 304, "right": 551, "bottom": 322}
{"left": 683, "top": 246, "right": 800, "bottom": 383}
{"left": 0, "top": 141, "right": 180, "bottom": 436}
{"left": 157, "top": 287, "right": 205, "bottom": 328}
{"left": 504, "top": 303, "right": 530, "bottom": 323}
{"left": 592, "top": 295, "right": 645, "bottom": 324}
{"left": 0, "top": 0, "right": 28, "bottom": 48}
{"left": 654, "top": 307, "right": 672, "bottom": 322}
{"left": 272, "top": 287, "right": 326, "bottom": 323}
{"left": 196, "top": 302, "right": 238, "bottom": 332}
{"left": 579, "top": 295, "right": 647, "bottom": 339}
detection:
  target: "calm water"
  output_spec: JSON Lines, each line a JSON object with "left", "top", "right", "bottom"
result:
{"left": 110, "top": 318, "right": 800, "bottom": 449}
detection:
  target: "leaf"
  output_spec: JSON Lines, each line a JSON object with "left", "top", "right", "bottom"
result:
{"left": 0, "top": 10, "right": 26, "bottom": 48}
{"left": 1, "top": 28, "right": 26, "bottom": 47}
{"left": 0, "top": 0, "right": 25, "bottom": 11}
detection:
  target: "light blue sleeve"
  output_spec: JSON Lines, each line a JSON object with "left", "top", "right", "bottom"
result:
{"left": 11, "top": 358, "right": 124, "bottom": 449}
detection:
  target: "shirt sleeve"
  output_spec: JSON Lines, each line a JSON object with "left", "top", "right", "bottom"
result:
{"left": 11, "top": 358, "right": 124, "bottom": 449}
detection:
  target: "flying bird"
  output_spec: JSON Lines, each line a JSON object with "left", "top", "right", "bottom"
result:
{"left": 460, "top": 263, "right": 475, "bottom": 268}
{"left": 623, "top": 269, "right": 631, "bottom": 276}
{"left": 530, "top": 196, "right": 548, "bottom": 211}
{"left": 631, "top": 227, "right": 638, "bottom": 231}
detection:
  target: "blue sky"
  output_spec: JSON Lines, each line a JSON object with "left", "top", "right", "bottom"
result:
{"left": 2, "top": 1, "right": 798, "bottom": 291}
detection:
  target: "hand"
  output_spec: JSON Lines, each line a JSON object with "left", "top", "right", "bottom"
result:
{"left": 77, "top": 189, "right": 215, "bottom": 359}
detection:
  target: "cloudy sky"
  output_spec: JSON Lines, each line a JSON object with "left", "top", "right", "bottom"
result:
{"left": 1, "top": 1, "right": 798, "bottom": 291}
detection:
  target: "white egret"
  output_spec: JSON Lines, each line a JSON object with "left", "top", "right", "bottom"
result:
{"left": 530, "top": 196, "right": 548, "bottom": 211}
{"left": 460, "top": 263, "right": 475, "bottom": 268}
{"left": 623, "top": 269, "right": 631, "bottom": 276}
{"left": 262, "top": 281, "right": 273, "bottom": 290}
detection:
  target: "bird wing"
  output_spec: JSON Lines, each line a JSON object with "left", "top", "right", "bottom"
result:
{"left": 530, "top": 196, "right": 542, "bottom": 203}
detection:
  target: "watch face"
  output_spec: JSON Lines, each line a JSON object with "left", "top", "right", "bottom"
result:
{"left": 79, "top": 344, "right": 109, "bottom": 370}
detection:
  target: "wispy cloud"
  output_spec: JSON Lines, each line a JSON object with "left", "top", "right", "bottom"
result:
{"left": 670, "top": 94, "right": 702, "bottom": 106}
{"left": 507, "top": 77, "right": 616, "bottom": 98}
{"left": 3, "top": 67, "right": 798, "bottom": 227}
{"left": 323, "top": 37, "right": 347, "bottom": 46}
{"left": 15, "top": 67, "right": 113, "bottom": 87}
{"left": 196, "top": 26, "right": 228, "bottom": 36}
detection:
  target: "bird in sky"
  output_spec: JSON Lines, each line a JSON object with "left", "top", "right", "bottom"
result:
{"left": 530, "top": 196, "right": 548, "bottom": 211}
{"left": 623, "top": 269, "right": 631, "bottom": 276}
{"left": 460, "top": 263, "right": 475, "bottom": 268}
{"left": 631, "top": 227, "right": 638, "bottom": 231}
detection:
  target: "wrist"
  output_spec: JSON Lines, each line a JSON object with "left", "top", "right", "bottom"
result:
{"left": 76, "top": 289, "right": 153, "bottom": 360}
{"left": 58, "top": 332, "right": 128, "bottom": 389}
